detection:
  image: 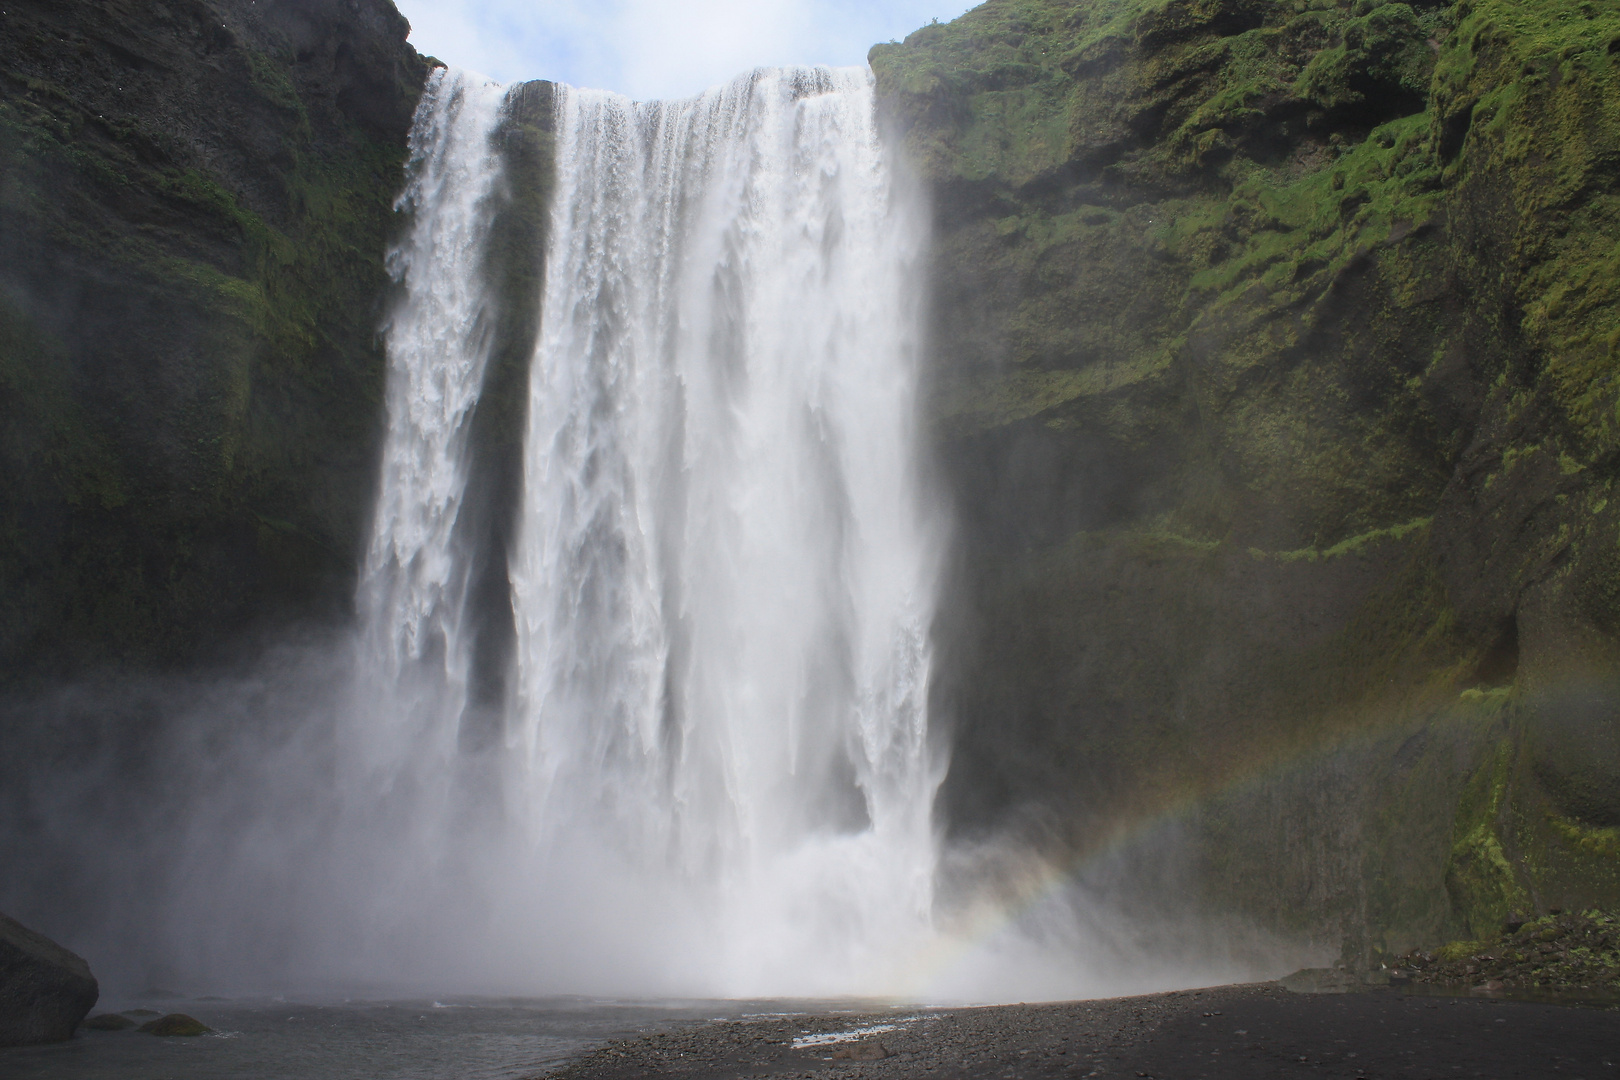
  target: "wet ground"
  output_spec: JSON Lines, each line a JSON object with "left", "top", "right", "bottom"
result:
{"left": 4, "top": 983, "right": 1616, "bottom": 1079}
{"left": 544, "top": 983, "right": 1620, "bottom": 1080}
{"left": 0, "top": 996, "right": 807, "bottom": 1080}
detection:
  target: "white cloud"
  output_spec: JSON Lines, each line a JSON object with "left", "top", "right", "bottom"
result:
{"left": 392, "top": 0, "right": 976, "bottom": 100}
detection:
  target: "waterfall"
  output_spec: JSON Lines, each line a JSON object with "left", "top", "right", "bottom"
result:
{"left": 505, "top": 68, "right": 939, "bottom": 994}
{"left": 360, "top": 69, "right": 509, "bottom": 766}
{"left": 352, "top": 65, "right": 939, "bottom": 997}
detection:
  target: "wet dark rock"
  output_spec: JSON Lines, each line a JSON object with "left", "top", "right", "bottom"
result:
{"left": 82, "top": 1013, "right": 137, "bottom": 1031}
{"left": 1525, "top": 681, "right": 1620, "bottom": 828}
{"left": 138, "top": 1013, "right": 210, "bottom": 1036}
{"left": 0, "top": 911, "right": 99, "bottom": 1047}
{"left": 0, "top": 0, "right": 432, "bottom": 677}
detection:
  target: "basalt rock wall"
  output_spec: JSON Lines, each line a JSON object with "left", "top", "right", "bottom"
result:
{"left": 874, "top": 0, "right": 1620, "bottom": 957}
{"left": 0, "top": 0, "right": 431, "bottom": 679}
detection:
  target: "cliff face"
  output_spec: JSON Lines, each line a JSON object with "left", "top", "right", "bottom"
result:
{"left": 0, "top": 0, "right": 430, "bottom": 677}
{"left": 874, "top": 0, "right": 1620, "bottom": 955}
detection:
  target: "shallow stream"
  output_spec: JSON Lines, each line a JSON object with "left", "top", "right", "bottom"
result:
{"left": 0, "top": 996, "right": 846, "bottom": 1080}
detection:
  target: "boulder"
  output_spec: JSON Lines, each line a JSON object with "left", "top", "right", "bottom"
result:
{"left": 0, "top": 911, "right": 99, "bottom": 1047}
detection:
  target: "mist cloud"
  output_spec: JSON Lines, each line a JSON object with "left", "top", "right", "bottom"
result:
{"left": 392, "top": 0, "right": 975, "bottom": 100}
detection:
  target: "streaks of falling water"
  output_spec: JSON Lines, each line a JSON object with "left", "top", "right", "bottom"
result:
{"left": 356, "top": 68, "right": 508, "bottom": 781}
{"left": 503, "top": 67, "right": 942, "bottom": 996}
{"left": 350, "top": 65, "right": 941, "bottom": 997}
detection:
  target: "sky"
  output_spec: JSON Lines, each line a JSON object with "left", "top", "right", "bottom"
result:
{"left": 391, "top": 0, "right": 979, "bottom": 101}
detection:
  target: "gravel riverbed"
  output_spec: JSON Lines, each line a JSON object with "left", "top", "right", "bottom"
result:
{"left": 540, "top": 982, "right": 1620, "bottom": 1079}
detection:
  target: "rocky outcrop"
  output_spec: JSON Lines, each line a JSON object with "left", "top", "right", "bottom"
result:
{"left": 0, "top": 911, "right": 98, "bottom": 1046}
{"left": 875, "top": 0, "right": 1620, "bottom": 957}
{"left": 0, "top": 0, "right": 432, "bottom": 680}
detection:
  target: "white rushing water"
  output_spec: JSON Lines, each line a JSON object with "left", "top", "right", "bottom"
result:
{"left": 356, "top": 65, "right": 942, "bottom": 997}
{"left": 360, "top": 69, "right": 509, "bottom": 764}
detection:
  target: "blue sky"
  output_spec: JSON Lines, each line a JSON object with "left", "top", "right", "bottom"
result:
{"left": 391, "top": 0, "right": 978, "bottom": 101}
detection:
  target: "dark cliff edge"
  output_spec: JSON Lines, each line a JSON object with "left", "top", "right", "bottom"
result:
{"left": 0, "top": 0, "right": 432, "bottom": 681}
{"left": 876, "top": 0, "right": 1620, "bottom": 958}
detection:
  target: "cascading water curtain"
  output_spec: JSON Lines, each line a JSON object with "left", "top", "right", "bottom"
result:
{"left": 354, "top": 65, "right": 939, "bottom": 997}
{"left": 503, "top": 67, "right": 942, "bottom": 996}
{"left": 361, "top": 69, "right": 507, "bottom": 745}
{"left": 342, "top": 69, "right": 511, "bottom": 965}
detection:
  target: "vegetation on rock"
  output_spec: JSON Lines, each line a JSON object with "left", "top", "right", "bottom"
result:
{"left": 0, "top": 0, "right": 431, "bottom": 678}
{"left": 1398, "top": 909, "right": 1620, "bottom": 993}
{"left": 874, "top": 0, "right": 1620, "bottom": 961}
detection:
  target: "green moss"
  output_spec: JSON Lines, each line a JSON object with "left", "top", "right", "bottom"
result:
{"left": 1404, "top": 909, "right": 1620, "bottom": 990}
{"left": 1295, "top": 3, "right": 1438, "bottom": 114}
{"left": 1446, "top": 736, "right": 1531, "bottom": 939}
{"left": 1435, "top": 937, "right": 1490, "bottom": 961}
{"left": 242, "top": 48, "right": 308, "bottom": 123}
{"left": 0, "top": 5, "right": 428, "bottom": 673}
{"left": 1264, "top": 515, "right": 1434, "bottom": 562}
{"left": 905, "top": 0, "right": 1620, "bottom": 956}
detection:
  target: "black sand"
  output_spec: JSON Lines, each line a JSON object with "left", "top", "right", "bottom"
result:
{"left": 542, "top": 983, "right": 1620, "bottom": 1079}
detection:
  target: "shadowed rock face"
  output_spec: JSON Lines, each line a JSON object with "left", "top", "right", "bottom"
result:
{"left": 0, "top": 0, "right": 431, "bottom": 680}
{"left": 873, "top": 0, "right": 1620, "bottom": 954}
{"left": 0, "top": 911, "right": 98, "bottom": 1047}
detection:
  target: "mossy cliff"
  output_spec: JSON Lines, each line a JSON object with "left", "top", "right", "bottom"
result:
{"left": 874, "top": 0, "right": 1620, "bottom": 957}
{"left": 0, "top": 0, "right": 431, "bottom": 677}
